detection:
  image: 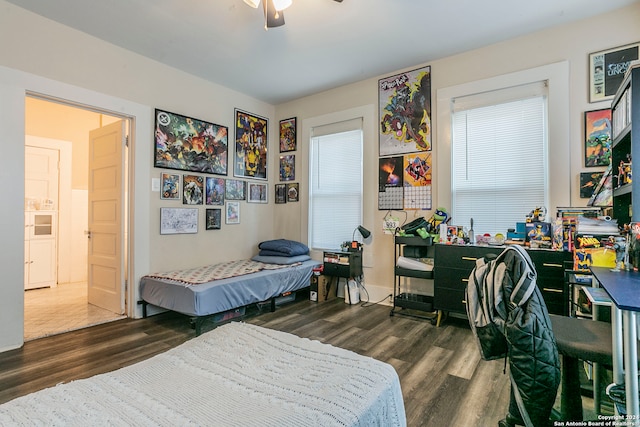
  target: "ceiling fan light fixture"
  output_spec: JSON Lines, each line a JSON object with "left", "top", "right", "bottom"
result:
{"left": 272, "top": 0, "right": 292, "bottom": 11}
{"left": 243, "top": 0, "right": 260, "bottom": 8}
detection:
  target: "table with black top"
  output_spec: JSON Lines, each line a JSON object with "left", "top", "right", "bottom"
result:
{"left": 590, "top": 266, "right": 640, "bottom": 417}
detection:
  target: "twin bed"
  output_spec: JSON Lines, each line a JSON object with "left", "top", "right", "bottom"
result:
{"left": 0, "top": 322, "right": 407, "bottom": 426}
{"left": 139, "top": 239, "right": 321, "bottom": 333}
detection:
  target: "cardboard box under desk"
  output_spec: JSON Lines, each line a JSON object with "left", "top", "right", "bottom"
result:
{"left": 310, "top": 275, "right": 336, "bottom": 302}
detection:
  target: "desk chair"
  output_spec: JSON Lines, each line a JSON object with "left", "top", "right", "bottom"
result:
{"left": 549, "top": 314, "right": 613, "bottom": 421}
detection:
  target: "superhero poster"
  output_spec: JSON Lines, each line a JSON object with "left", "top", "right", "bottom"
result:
{"left": 154, "top": 109, "right": 228, "bottom": 175}
{"left": 379, "top": 65, "right": 432, "bottom": 156}
{"left": 584, "top": 108, "right": 611, "bottom": 167}
{"left": 403, "top": 152, "right": 432, "bottom": 186}
{"left": 234, "top": 109, "right": 268, "bottom": 180}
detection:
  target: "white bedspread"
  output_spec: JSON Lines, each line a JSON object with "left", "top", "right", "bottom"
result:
{"left": 0, "top": 322, "right": 406, "bottom": 426}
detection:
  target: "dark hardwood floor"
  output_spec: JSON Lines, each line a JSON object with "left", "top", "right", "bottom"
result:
{"left": 0, "top": 295, "right": 546, "bottom": 426}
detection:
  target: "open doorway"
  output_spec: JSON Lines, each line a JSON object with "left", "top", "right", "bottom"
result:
{"left": 23, "top": 96, "right": 130, "bottom": 341}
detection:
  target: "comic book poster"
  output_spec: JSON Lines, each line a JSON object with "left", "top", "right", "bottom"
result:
{"left": 154, "top": 109, "right": 228, "bottom": 175}
{"left": 205, "top": 177, "right": 225, "bottom": 205}
{"left": 379, "top": 65, "right": 432, "bottom": 156}
{"left": 234, "top": 109, "right": 268, "bottom": 180}
{"left": 402, "top": 152, "right": 432, "bottom": 210}
{"left": 584, "top": 108, "right": 611, "bottom": 167}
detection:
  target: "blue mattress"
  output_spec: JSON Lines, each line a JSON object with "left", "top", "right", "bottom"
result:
{"left": 139, "top": 259, "right": 320, "bottom": 317}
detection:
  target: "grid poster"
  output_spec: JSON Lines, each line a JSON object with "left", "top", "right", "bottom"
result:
{"left": 378, "top": 152, "right": 432, "bottom": 210}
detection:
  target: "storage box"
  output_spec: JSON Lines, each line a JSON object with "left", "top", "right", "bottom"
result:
{"left": 310, "top": 274, "right": 336, "bottom": 302}
{"left": 573, "top": 234, "right": 617, "bottom": 271}
{"left": 212, "top": 307, "right": 245, "bottom": 323}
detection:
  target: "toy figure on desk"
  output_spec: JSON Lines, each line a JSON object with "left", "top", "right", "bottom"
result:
{"left": 611, "top": 236, "right": 627, "bottom": 271}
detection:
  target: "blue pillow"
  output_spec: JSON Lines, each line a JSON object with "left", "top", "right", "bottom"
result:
{"left": 258, "top": 239, "right": 309, "bottom": 256}
{"left": 252, "top": 254, "right": 311, "bottom": 265}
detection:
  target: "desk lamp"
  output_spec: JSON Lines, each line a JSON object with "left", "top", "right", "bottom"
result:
{"left": 349, "top": 225, "right": 371, "bottom": 251}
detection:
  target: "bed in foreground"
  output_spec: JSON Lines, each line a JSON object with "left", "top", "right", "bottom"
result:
{"left": 0, "top": 322, "right": 406, "bottom": 426}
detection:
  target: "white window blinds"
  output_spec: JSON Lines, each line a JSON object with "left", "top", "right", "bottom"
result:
{"left": 309, "top": 122, "right": 363, "bottom": 250}
{"left": 451, "top": 81, "right": 548, "bottom": 236}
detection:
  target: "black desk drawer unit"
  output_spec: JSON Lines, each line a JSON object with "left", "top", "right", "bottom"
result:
{"left": 434, "top": 244, "right": 501, "bottom": 314}
{"left": 433, "top": 244, "right": 571, "bottom": 316}
{"left": 322, "top": 251, "right": 362, "bottom": 278}
{"left": 528, "top": 249, "right": 572, "bottom": 316}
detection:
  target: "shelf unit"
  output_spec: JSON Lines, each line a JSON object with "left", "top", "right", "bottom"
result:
{"left": 611, "top": 66, "right": 640, "bottom": 225}
{"left": 24, "top": 210, "right": 57, "bottom": 290}
{"left": 390, "top": 235, "right": 436, "bottom": 321}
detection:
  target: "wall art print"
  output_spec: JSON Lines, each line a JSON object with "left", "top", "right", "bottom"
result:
{"left": 205, "top": 208, "right": 222, "bottom": 230}
{"left": 589, "top": 42, "right": 640, "bottom": 103}
{"left": 580, "top": 171, "right": 604, "bottom": 199}
{"left": 584, "top": 108, "right": 612, "bottom": 167}
{"left": 234, "top": 109, "right": 268, "bottom": 180}
{"left": 275, "top": 184, "right": 287, "bottom": 204}
{"left": 279, "top": 117, "right": 297, "bottom": 152}
{"left": 287, "top": 183, "right": 299, "bottom": 202}
{"left": 154, "top": 109, "right": 228, "bottom": 175}
{"left": 205, "top": 177, "right": 225, "bottom": 205}
{"left": 160, "top": 172, "right": 180, "bottom": 200}
{"left": 279, "top": 154, "right": 295, "bottom": 181}
{"left": 225, "top": 178, "right": 246, "bottom": 200}
{"left": 160, "top": 207, "right": 198, "bottom": 235}
{"left": 248, "top": 182, "right": 268, "bottom": 204}
{"left": 182, "top": 175, "right": 204, "bottom": 205}
{"left": 379, "top": 65, "right": 432, "bottom": 156}
{"left": 226, "top": 201, "right": 240, "bottom": 224}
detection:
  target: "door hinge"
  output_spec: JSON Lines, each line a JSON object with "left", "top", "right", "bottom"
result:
{"left": 125, "top": 279, "right": 128, "bottom": 292}
{"left": 125, "top": 135, "right": 129, "bottom": 148}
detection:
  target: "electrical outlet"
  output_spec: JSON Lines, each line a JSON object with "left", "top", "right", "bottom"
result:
{"left": 388, "top": 294, "right": 393, "bottom": 302}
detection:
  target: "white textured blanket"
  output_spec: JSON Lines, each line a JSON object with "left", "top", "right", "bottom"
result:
{"left": 0, "top": 322, "right": 406, "bottom": 427}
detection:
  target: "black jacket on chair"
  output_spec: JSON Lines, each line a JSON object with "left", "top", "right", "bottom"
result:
{"left": 467, "top": 245, "right": 560, "bottom": 426}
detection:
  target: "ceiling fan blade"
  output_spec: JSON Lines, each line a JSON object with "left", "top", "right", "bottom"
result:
{"left": 333, "top": 0, "right": 343, "bottom": 2}
{"left": 264, "top": 0, "right": 285, "bottom": 28}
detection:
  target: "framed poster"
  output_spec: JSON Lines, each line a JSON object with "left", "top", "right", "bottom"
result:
{"left": 205, "top": 177, "right": 225, "bottom": 205}
{"left": 589, "top": 42, "right": 640, "bottom": 103}
{"left": 160, "top": 207, "right": 198, "bottom": 235}
{"left": 160, "top": 173, "right": 180, "bottom": 200}
{"left": 154, "top": 109, "right": 228, "bottom": 175}
{"left": 279, "top": 154, "right": 295, "bottom": 181}
{"left": 584, "top": 108, "right": 612, "bottom": 167}
{"left": 248, "top": 182, "right": 268, "bottom": 203}
{"left": 279, "top": 117, "right": 296, "bottom": 152}
{"left": 225, "top": 179, "right": 246, "bottom": 200}
{"left": 182, "top": 174, "right": 204, "bottom": 205}
{"left": 234, "top": 109, "right": 268, "bottom": 180}
{"left": 275, "top": 184, "right": 287, "bottom": 204}
{"left": 205, "top": 208, "right": 222, "bottom": 230}
{"left": 379, "top": 65, "right": 432, "bottom": 156}
{"left": 225, "top": 201, "right": 240, "bottom": 224}
{"left": 580, "top": 171, "right": 604, "bottom": 199}
{"left": 287, "top": 183, "right": 299, "bottom": 202}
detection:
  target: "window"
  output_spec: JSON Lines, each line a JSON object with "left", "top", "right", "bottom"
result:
{"left": 309, "top": 121, "right": 363, "bottom": 250}
{"left": 451, "top": 81, "right": 548, "bottom": 235}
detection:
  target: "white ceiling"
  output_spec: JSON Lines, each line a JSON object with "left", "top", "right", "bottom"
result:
{"left": 6, "top": 0, "right": 639, "bottom": 104}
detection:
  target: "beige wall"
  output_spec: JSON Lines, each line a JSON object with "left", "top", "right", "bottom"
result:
{"left": 275, "top": 3, "right": 640, "bottom": 301}
{"left": 0, "top": 0, "right": 639, "bottom": 351}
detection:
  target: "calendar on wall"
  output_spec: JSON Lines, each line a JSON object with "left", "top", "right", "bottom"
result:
{"left": 378, "top": 153, "right": 432, "bottom": 210}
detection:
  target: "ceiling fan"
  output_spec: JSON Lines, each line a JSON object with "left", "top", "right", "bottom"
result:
{"left": 243, "top": 0, "right": 343, "bottom": 29}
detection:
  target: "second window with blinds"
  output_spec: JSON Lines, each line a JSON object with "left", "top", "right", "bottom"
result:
{"left": 451, "top": 81, "right": 549, "bottom": 236}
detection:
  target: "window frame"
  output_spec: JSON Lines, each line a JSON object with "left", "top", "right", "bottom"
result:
{"left": 435, "top": 62, "right": 571, "bottom": 226}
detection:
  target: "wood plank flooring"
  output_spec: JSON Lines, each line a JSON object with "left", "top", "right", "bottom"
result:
{"left": 0, "top": 295, "right": 518, "bottom": 426}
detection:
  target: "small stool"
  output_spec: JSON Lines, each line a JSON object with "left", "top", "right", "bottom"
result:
{"left": 549, "top": 314, "right": 613, "bottom": 421}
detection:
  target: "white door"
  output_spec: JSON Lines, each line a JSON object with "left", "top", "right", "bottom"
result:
{"left": 87, "top": 120, "right": 125, "bottom": 314}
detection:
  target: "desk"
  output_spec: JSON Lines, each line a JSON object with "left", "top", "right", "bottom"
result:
{"left": 590, "top": 266, "right": 640, "bottom": 416}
